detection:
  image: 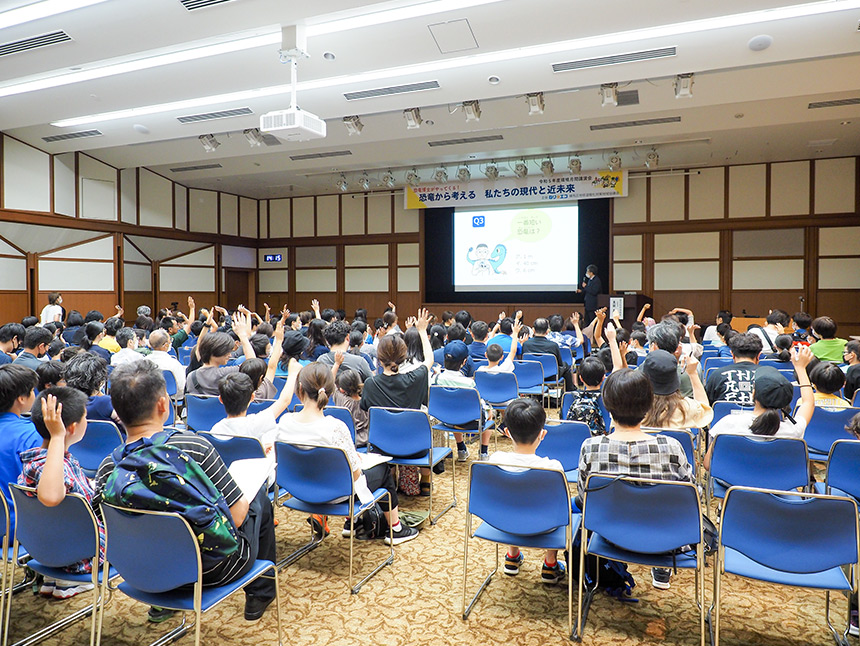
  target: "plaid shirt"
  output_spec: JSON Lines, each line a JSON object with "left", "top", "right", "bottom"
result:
{"left": 18, "top": 448, "right": 106, "bottom": 574}
{"left": 577, "top": 435, "right": 692, "bottom": 495}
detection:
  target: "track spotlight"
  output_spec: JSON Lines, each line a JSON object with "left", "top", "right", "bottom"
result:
{"left": 525, "top": 92, "right": 544, "bottom": 115}
{"left": 343, "top": 115, "right": 363, "bottom": 135}
{"left": 540, "top": 159, "right": 554, "bottom": 177}
{"left": 381, "top": 170, "right": 396, "bottom": 188}
{"left": 405, "top": 168, "right": 421, "bottom": 186}
{"left": 484, "top": 163, "right": 499, "bottom": 181}
{"left": 645, "top": 149, "right": 659, "bottom": 168}
{"left": 674, "top": 73, "right": 694, "bottom": 99}
{"left": 462, "top": 100, "right": 481, "bottom": 121}
{"left": 336, "top": 174, "right": 348, "bottom": 192}
{"left": 243, "top": 128, "right": 263, "bottom": 147}
{"left": 457, "top": 166, "right": 471, "bottom": 182}
{"left": 357, "top": 173, "right": 370, "bottom": 190}
{"left": 513, "top": 160, "right": 528, "bottom": 178}
{"left": 403, "top": 108, "right": 422, "bottom": 129}
{"left": 600, "top": 83, "right": 618, "bottom": 107}
{"left": 568, "top": 157, "right": 582, "bottom": 174}
{"left": 608, "top": 152, "right": 622, "bottom": 170}
{"left": 434, "top": 167, "right": 448, "bottom": 183}
{"left": 199, "top": 133, "right": 220, "bottom": 152}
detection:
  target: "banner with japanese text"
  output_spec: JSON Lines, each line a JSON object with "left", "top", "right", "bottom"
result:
{"left": 404, "top": 170, "right": 626, "bottom": 209}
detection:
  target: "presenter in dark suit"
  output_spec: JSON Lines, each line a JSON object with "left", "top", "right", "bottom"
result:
{"left": 577, "top": 264, "right": 602, "bottom": 325}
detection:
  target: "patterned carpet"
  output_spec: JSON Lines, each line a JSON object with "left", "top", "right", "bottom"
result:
{"left": 6, "top": 436, "right": 852, "bottom": 646}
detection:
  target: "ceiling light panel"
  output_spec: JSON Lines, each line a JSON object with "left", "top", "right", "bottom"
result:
{"left": 0, "top": 0, "right": 108, "bottom": 30}
{"left": 0, "top": 31, "right": 71, "bottom": 59}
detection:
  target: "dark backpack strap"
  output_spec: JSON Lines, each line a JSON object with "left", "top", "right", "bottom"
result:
{"left": 187, "top": 369, "right": 201, "bottom": 394}
{"left": 748, "top": 324, "right": 776, "bottom": 351}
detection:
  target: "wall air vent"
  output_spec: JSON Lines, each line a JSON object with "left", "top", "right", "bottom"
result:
{"left": 179, "top": 0, "right": 237, "bottom": 10}
{"left": 552, "top": 47, "right": 676, "bottom": 73}
{"left": 617, "top": 90, "right": 639, "bottom": 107}
{"left": 0, "top": 31, "right": 71, "bottom": 58}
{"left": 42, "top": 130, "right": 102, "bottom": 143}
{"left": 177, "top": 107, "right": 253, "bottom": 123}
{"left": 169, "top": 163, "right": 223, "bottom": 172}
{"left": 428, "top": 134, "right": 503, "bottom": 147}
{"left": 590, "top": 116, "right": 681, "bottom": 131}
{"left": 344, "top": 81, "right": 440, "bottom": 101}
{"left": 289, "top": 150, "right": 352, "bottom": 161}
{"left": 808, "top": 98, "right": 860, "bottom": 109}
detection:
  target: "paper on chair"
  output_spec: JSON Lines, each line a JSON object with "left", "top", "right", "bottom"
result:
{"left": 228, "top": 457, "right": 275, "bottom": 500}
{"left": 358, "top": 452, "right": 393, "bottom": 470}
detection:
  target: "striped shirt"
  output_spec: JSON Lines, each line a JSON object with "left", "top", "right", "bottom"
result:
{"left": 93, "top": 431, "right": 248, "bottom": 584}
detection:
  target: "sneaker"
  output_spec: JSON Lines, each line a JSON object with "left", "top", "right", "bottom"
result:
{"left": 148, "top": 606, "right": 176, "bottom": 623}
{"left": 457, "top": 448, "right": 469, "bottom": 462}
{"left": 384, "top": 524, "right": 420, "bottom": 546}
{"left": 307, "top": 514, "right": 329, "bottom": 540}
{"left": 479, "top": 452, "right": 490, "bottom": 461}
{"left": 244, "top": 594, "right": 275, "bottom": 621}
{"left": 52, "top": 581, "right": 94, "bottom": 599}
{"left": 849, "top": 610, "right": 858, "bottom": 637}
{"left": 651, "top": 567, "right": 672, "bottom": 590}
{"left": 39, "top": 579, "right": 56, "bottom": 597}
{"left": 504, "top": 552, "right": 524, "bottom": 576}
{"left": 342, "top": 519, "right": 353, "bottom": 538}
{"left": 541, "top": 560, "right": 566, "bottom": 584}
{"left": 419, "top": 481, "right": 432, "bottom": 497}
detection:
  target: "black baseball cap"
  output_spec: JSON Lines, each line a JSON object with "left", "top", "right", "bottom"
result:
{"left": 640, "top": 349, "right": 680, "bottom": 396}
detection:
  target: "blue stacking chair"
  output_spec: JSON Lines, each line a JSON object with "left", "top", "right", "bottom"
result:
{"left": 161, "top": 370, "right": 179, "bottom": 426}
{"left": 707, "top": 435, "right": 809, "bottom": 508}
{"left": 560, "top": 391, "right": 611, "bottom": 433}
{"left": 323, "top": 406, "right": 357, "bottom": 445}
{"left": 473, "top": 370, "right": 519, "bottom": 416}
{"left": 522, "top": 353, "right": 564, "bottom": 407}
{"left": 8, "top": 486, "right": 117, "bottom": 646}
{"left": 185, "top": 394, "right": 227, "bottom": 432}
{"left": 559, "top": 345, "right": 574, "bottom": 367}
{"left": 642, "top": 427, "right": 698, "bottom": 480}
{"left": 535, "top": 420, "right": 592, "bottom": 485}
{"left": 1, "top": 492, "right": 30, "bottom": 646}
{"left": 198, "top": 431, "right": 267, "bottom": 466}
{"left": 577, "top": 476, "right": 706, "bottom": 644}
{"left": 853, "top": 390, "right": 860, "bottom": 407}
{"left": 710, "top": 401, "right": 754, "bottom": 426}
{"left": 814, "top": 439, "right": 860, "bottom": 501}
{"left": 462, "top": 463, "right": 577, "bottom": 637}
{"left": 367, "top": 408, "right": 455, "bottom": 524}
{"left": 800, "top": 406, "right": 859, "bottom": 461}
{"left": 68, "top": 420, "right": 124, "bottom": 479}
{"left": 101, "top": 503, "right": 282, "bottom": 646}
{"left": 428, "top": 386, "right": 497, "bottom": 451}
{"left": 472, "top": 358, "right": 489, "bottom": 369}
{"left": 274, "top": 443, "right": 394, "bottom": 593}
{"left": 715, "top": 486, "right": 859, "bottom": 646}
{"left": 511, "top": 360, "right": 546, "bottom": 400}
{"left": 177, "top": 346, "right": 194, "bottom": 366}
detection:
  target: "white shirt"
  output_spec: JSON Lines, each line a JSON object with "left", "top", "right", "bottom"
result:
{"left": 702, "top": 325, "right": 724, "bottom": 346}
{"left": 110, "top": 347, "right": 145, "bottom": 367}
{"left": 750, "top": 326, "right": 779, "bottom": 350}
{"left": 39, "top": 304, "right": 63, "bottom": 325}
{"left": 211, "top": 409, "right": 278, "bottom": 447}
{"left": 487, "top": 451, "right": 564, "bottom": 473}
{"left": 709, "top": 410, "right": 807, "bottom": 440}
{"left": 145, "top": 350, "right": 187, "bottom": 398}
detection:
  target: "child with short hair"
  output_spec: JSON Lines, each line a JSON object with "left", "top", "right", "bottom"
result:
{"left": 36, "top": 360, "right": 65, "bottom": 391}
{"left": 809, "top": 362, "right": 850, "bottom": 411}
{"left": 18, "top": 388, "right": 105, "bottom": 598}
{"left": 488, "top": 398, "right": 566, "bottom": 584}
{"left": 565, "top": 357, "right": 607, "bottom": 435}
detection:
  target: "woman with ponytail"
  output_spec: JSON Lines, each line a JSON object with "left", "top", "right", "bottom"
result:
{"left": 274, "top": 362, "right": 419, "bottom": 545}
{"left": 80, "top": 321, "right": 112, "bottom": 362}
{"left": 705, "top": 345, "right": 815, "bottom": 466}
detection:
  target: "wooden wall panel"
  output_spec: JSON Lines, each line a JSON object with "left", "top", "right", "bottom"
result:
{"left": 123, "top": 291, "right": 154, "bottom": 313}
{"left": 38, "top": 292, "right": 117, "bottom": 318}
{"left": 343, "top": 293, "right": 394, "bottom": 320}
{"left": 157, "top": 291, "right": 217, "bottom": 312}
{"left": 0, "top": 292, "right": 30, "bottom": 323}
{"left": 730, "top": 290, "right": 806, "bottom": 319}
{"left": 651, "top": 291, "right": 721, "bottom": 323}
{"left": 816, "top": 290, "right": 860, "bottom": 337}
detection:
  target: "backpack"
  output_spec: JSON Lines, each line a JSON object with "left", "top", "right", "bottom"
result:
{"left": 101, "top": 430, "right": 240, "bottom": 570}
{"left": 354, "top": 502, "right": 389, "bottom": 540}
{"left": 566, "top": 391, "right": 606, "bottom": 436}
{"left": 568, "top": 540, "right": 637, "bottom": 601}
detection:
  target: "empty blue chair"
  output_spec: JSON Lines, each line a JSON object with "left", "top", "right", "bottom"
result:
{"left": 715, "top": 487, "right": 858, "bottom": 646}
{"left": 523, "top": 353, "right": 564, "bottom": 407}
{"left": 462, "top": 463, "right": 577, "bottom": 636}
{"left": 274, "top": 443, "right": 393, "bottom": 593}
{"left": 367, "top": 407, "right": 455, "bottom": 524}
{"left": 511, "top": 360, "right": 546, "bottom": 399}
{"left": 577, "top": 476, "right": 705, "bottom": 644}
{"left": 185, "top": 394, "right": 227, "bottom": 432}
{"left": 8, "top": 486, "right": 116, "bottom": 646}
{"left": 161, "top": 370, "right": 178, "bottom": 426}
{"left": 535, "top": 420, "right": 592, "bottom": 484}
{"left": 68, "top": 420, "right": 124, "bottom": 479}
{"left": 473, "top": 370, "right": 519, "bottom": 413}
{"left": 704, "top": 356, "right": 733, "bottom": 374}
{"left": 800, "top": 406, "right": 859, "bottom": 461}
{"left": 814, "top": 439, "right": 860, "bottom": 501}
{"left": 177, "top": 346, "right": 193, "bottom": 366}
{"left": 101, "top": 503, "right": 282, "bottom": 646}
{"left": 324, "top": 406, "right": 357, "bottom": 445}
{"left": 428, "top": 386, "right": 496, "bottom": 450}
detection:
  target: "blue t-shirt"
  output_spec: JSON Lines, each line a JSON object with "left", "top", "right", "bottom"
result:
{"left": 86, "top": 395, "right": 115, "bottom": 423}
{"left": 487, "top": 334, "right": 521, "bottom": 361}
{"left": 468, "top": 341, "right": 488, "bottom": 360}
{"left": 12, "top": 351, "right": 42, "bottom": 371}
{"left": 88, "top": 346, "right": 112, "bottom": 363}
{"left": 0, "top": 412, "right": 42, "bottom": 535}
{"left": 0, "top": 353, "right": 11, "bottom": 366}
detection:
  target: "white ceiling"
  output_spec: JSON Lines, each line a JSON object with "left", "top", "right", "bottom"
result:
{"left": 2, "top": 0, "right": 859, "bottom": 198}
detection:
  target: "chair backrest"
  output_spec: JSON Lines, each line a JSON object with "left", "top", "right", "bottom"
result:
{"left": 428, "top": 385, "right": 482, "bottom": 426}
{"left": 474, "top": 370, "right": 519, "bottom": 406}
{"left": 177, "top": 346, "right": 193, "bottom": 366}
{"left": 560, "top": 391, "right": 611, "bottom": 431}
{"left": 324, "top": 406, "right": 356, "bottom": 444}
{"left": 535, "top": 420, "right": 592, "bottom": 471}
{"left": 642, "top": 427, "right": 697, "bottom": 471}
{"left": 581, "top": 475, "right": 702, "bottom": 554}
{"left": 274, "top": 442, "right": 354, "bottom": 504}
{"left": 68, "top": 419, "right": 124, "bottom": 475}
{"left": 368, "top": 407, "right": 433, "bottom": 457}
{"left": 197, "top": 431, "right": 266, "bottom": 467}
{"left": 853, "top": 390, "right": 860, "bottom": 407}
{"left": 472, "top": 358, "right": 489, "bottom": 369}
{"left": 185, "top": 394, "right": 227, "bottom": 432}
{"left": 704, "top": 356, "right": 733, "bottom": 373}
{"left": 162, "top": 370, "right": 177, "bottom": 397}
{"left": 711, "top": 401, "right": 754, "bottom": 426}
{"left": 720, "top": 487, "right": 858, "bottom": 574}
{"left": 101, "top": 503, "right": 200, "bottom": 593}
{"left": 246, "top": 399, "right": 275, "bottom": 415}
{"left": 802, "top": 406, "right": 860, "bottom": 454}
{"left": 10, "top": 485, "right": 101, "bottom": 568}
{"left": 522, "top": 353, "right": 558, "bottom": 381}
{"left": 710, "top": 435, "right": 809, "bottom": 491}
{"left": 468, "top": 463, "right": 570, "bottom": 536}
{"left": 757, "top": 360, "right": 793, "bottom": 371}
{"left": 826, "top": 439, "right": 860, "bottom": 501}
{"left": 512, "top": 360, "right": 544, "bottom": 389}
{"left": 559, "top": 346, "right": 573, "bottom": 367}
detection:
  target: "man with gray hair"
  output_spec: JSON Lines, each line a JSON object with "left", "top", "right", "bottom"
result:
{"left": 144, "top": 328, "right": 186, "bottom": 399}
{"left": 137, "top": 305, "right": 152, "bottom": 318}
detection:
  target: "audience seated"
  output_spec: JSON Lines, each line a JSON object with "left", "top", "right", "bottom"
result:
{"left": 12, "top": 326, "right": 52, "bottom": 370}
{"left": 705, "top": 332, "right": 763, "bottom": 405}
{"left": 843, "top": 341, "right": 860, "bottom": 402}
{"left": 809, "top": 316, "right": 848, "bottom": 362}
{"left": 810, "top": 361, "right": 850, "bottom": 411}
{"left": 145, "top": 329, "right": 187, "bottom": 399}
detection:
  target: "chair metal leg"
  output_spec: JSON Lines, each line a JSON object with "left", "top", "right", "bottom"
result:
{"left": 463, "top": 537, "right": 499, "bottom": 620}
{"left": 573, "top": 531, "right": 598, "bottom": 642}
{"left": 429, "top": 452, "right": 457, "bottom": 526}
{"left": 713, "top": 547, "right": 722, "bottom": 646}
{"left": 350, "top": 493, "right": 394, "bottom": 594}
{"left": 824, "top": 590, "right": 851, "bottom": 646}
{"left": 276, "top": 520, "right": 325, "bottom": 570}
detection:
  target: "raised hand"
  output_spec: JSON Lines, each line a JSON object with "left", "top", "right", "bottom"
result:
{"left": 415, "top": 308, "right": 430, "bottom": 332}
{"left": 604, "top": 321, "right": 617, "bottom": 343}
{"left": 570, "top": 312, "right": 581, "bottom": 325}
{"left": 791, "top": 345, "right": 813, "bottom": 369}
{"left": 387, "top": 301, "right": 396, "bottom": 313}
{"left": 42, "top": 394, "right": 66, "bottom": 441}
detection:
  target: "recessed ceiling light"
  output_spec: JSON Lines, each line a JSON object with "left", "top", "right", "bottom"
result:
{"left": 425, "top": 120, "right": 435, "bottom": 126}
{"left": 132, "top": 124, "right": 149, "bottom": 134}
{"left": 323, "top": 52, "right": 336, "bottom": 60}
{"left": 841, "top": 120, "right": 852, "bottom": 125}
{"left": 748, "top": 34, "right": 773, "bottom": 51}
{"left": 488, "top": 75, "right": 500, "bottom": 85}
